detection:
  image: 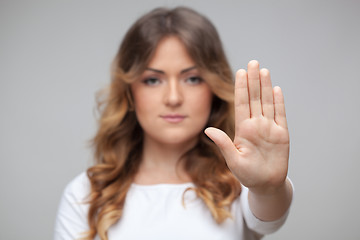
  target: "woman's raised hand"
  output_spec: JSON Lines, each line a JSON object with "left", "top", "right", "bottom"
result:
{"left": 205, "top": 60, "right": 290, "bottom": 194}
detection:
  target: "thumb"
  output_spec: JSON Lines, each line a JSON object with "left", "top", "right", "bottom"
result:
{"left": 204, "top": 127, "right": 239, "bottom": 163}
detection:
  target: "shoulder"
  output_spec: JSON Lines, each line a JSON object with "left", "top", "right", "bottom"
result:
{"left": 54, "top": 172, "right": 92, "bottom": 239}
{"left": 62, "top": 171, "right": 91, "bottom": 202}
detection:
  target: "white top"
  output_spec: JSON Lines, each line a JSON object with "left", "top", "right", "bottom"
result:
{"left": 54, "top": 172, "right": 290, "bottom": 240}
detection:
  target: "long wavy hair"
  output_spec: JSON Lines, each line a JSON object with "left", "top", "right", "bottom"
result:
{"left": 85, "top": 6, "right": 241, "bottom": 240}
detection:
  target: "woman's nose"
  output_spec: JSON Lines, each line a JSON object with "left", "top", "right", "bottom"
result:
{"left": 164, "top": 79, "right": 183, "bottom": 107}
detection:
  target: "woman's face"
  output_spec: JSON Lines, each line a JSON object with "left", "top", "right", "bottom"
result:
{"left": 131, "top": 36, "right": 213, "bottom": 147}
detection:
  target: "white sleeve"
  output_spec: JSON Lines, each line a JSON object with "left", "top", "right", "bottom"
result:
{"left": 240, "top": 178, "right": 294, "bottom": 236}
{"left": 54, "top": 172, "right": 90, "bottom": 240}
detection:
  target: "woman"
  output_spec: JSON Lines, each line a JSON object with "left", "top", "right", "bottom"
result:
{"left": 54, "top": 6, "right": 293, "bottom": 240}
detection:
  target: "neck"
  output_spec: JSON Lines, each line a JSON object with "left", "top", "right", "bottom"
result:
{"left": 134, "top": 135, "right": 198, "bottom": 184}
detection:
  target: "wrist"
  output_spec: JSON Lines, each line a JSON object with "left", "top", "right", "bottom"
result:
{"left": 247, "top": 178, "right": 293, "bottom": 221}
{"left": 248, "top": 178, "right": 290, "bottom": 198}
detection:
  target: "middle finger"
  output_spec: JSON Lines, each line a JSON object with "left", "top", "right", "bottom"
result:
{"left": 247, "top": 60, "right": 262, "bottom": 117}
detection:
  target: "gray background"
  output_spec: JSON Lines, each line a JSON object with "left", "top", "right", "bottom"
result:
{"left": 1, "top": 0, "right": 359, "bottom": 239}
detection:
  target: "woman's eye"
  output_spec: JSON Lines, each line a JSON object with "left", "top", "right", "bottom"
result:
{"left": 186, "top": 76, "right": 202, "bottom": 84}
{"left": 143, "top": 77, "right": 160, "bottom": 86}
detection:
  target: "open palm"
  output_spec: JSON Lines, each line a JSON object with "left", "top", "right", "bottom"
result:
{"left": 205, "top": 60, "right": 289, "bottom": 192}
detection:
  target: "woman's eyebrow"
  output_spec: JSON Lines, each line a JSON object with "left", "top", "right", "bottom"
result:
{"left": 145, "top": 66, "right": 197, "bottom": 75}
{"left": 145, "top": 68, "right": 164, "bottom": 74}
{"left": 180, "top": 66, "right": 197, "bottom": 74}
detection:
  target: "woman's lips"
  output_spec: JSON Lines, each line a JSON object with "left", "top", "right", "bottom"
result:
{"left": 160, "top": 114, "right": 187, "bottom": 123}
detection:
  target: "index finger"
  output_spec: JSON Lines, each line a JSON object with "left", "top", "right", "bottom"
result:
{"left": 235, "top": 69, "right": 250, "bottom": 124}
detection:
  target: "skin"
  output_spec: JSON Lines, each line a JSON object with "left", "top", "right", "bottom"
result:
{"left": 205, "top": 61, "right": 293, "bottom": 221}
{"left": 131, "top": 36, "right": 212, "bottom": 184}
{"left": 132, "top": 36, "right": 293, "bottom": 221}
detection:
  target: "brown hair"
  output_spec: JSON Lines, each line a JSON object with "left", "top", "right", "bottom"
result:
{"left": 85, "top": 7, "right": 241, "bottom": 240}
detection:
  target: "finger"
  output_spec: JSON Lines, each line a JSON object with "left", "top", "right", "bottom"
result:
{"left": 235, "top": 69, "right": 250, "bottom": 124}
{"left": 260, "top": 68, "right": 274, "bottom": 119}
{"left": 204, "top": 127, "right": 239, "bottom": 164}
{"left": 273, "top": 86, "right": 288, "bottom": 128}
{"left": 247, "top": 60, "right": 262, "bottom": 117}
